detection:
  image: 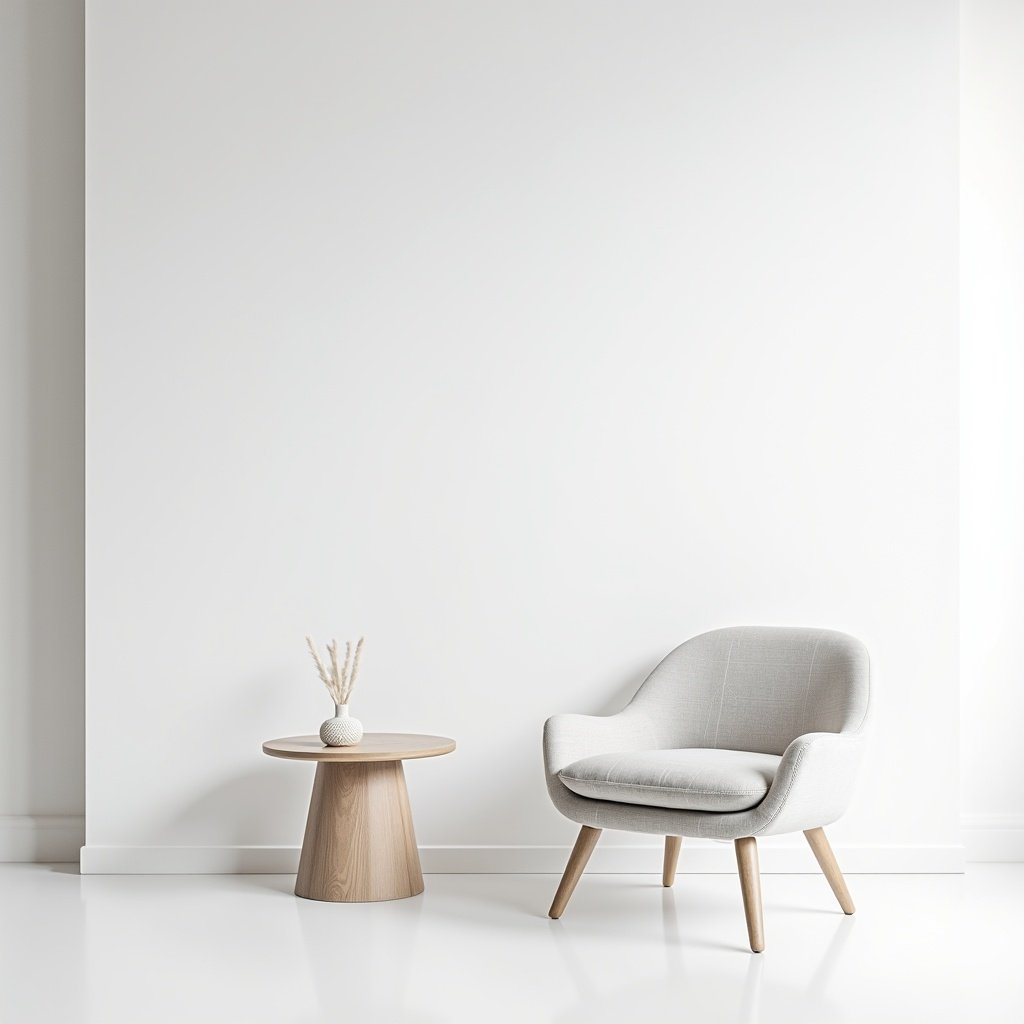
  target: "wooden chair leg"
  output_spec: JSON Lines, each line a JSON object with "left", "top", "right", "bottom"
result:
{"left": 734, "top": 836, "right": 765, "bottom": 953}
{"left": 804, "top": 826, "right": 855, "bottom": 914}
{"left": 548, "top": 826, "right": 601, "bottom": 919}
{"left": 663, "top": 836, "right": 682, "bottom": 887}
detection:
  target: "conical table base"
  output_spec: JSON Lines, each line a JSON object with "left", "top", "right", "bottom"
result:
{"left": 296, "top": 761, "right": 423, "bottom": 902}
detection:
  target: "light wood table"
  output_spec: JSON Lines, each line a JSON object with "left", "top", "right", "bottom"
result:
{"left": 263, "top": 733, "right": 456, "bottom": 903}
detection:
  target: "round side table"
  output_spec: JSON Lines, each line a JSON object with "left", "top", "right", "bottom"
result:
{"left": 262, "top": 733, "right": 455, "bottom": 903}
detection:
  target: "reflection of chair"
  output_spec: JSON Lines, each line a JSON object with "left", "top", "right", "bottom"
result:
{"left": 550, "top": 904, "right": 855, "bottom": 1024}
{"left": 543, "top": 626, "right": 870, "bottom": 951}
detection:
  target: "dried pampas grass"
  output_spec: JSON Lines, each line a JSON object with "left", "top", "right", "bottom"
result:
{"left": 306, "top": 635, "right": 364, "bottom": 705}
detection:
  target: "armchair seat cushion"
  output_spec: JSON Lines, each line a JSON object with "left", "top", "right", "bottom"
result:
{"left": 558, "top": 748, "right": 781, "bottom": 813}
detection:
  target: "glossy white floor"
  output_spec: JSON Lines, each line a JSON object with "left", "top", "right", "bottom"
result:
{"left": 1, "top": 864, "right": 1021, "bottom": 1023}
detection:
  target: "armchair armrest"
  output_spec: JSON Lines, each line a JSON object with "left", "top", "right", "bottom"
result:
{"left": 753, "top": 730, "right": 867, "bottom": 837}
{"left": 543, "top": 712, "right": 658, "bottom": 778}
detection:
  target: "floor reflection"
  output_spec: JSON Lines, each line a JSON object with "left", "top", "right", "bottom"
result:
{"left": 294, "top": 891, "right": 443, "bottom": 1024}
{"left": 549, "top": 894, "right": 853, "bottom": 1024}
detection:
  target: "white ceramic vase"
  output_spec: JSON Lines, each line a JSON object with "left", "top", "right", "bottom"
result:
{"left": 319, "top": 703, "right": 363, "bottom": 747}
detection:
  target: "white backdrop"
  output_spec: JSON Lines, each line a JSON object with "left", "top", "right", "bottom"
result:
{"left": 83, "top": 0, "right": 960, "bottom": 872}
{"left": 960, "top": 0, "right": 1024, "bottom": 862}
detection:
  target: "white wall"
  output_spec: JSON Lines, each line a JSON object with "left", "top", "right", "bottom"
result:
{"left": 0, "top": 0, "right": 84, "bottom": 861}
{"left": 84, "top": 0, "right": 960, "bottom": 872}
{"left": 960, "top": 0, "right": 1024, "bottom": 861}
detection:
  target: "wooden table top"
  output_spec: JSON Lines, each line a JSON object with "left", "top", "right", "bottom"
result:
{"left": 262, "top": 733, "right": 456, "bottom": 763}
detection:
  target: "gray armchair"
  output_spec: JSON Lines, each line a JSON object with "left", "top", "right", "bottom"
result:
{"left": 543, "top": 626, "right": 870, "bottom": 951}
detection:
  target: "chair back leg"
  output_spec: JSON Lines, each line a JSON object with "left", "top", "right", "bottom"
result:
{"left": 734, "top": 836, "right": 765, "bottom": 952}
{"left": 803, "top": 827, "right": 855, "bottom": 914}
{"left": 548, "top": 826, "right": 602, "bottom": 919}
{"left": 663, "top": 836, "right": 682, "bottom": 887}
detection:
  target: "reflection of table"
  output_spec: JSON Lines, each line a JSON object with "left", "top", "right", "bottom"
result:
{"left": 262, "top": 733, "right": 456, "bottom": 902}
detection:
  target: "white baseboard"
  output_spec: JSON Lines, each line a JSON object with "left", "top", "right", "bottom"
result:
{"left": 0, "top": 815, "right": 85, "bottom": 862}
{"left": 16, "top": 821, "right": 1019, "bottom": 869}
{"left": 962, "top": 815, "right": 1024, "bottom": 862}
{"left": 9, "top": 820, "right": 1010, "bottom": 871}
{"left": 79, "top": 840, "right": 965, "bottom": 875}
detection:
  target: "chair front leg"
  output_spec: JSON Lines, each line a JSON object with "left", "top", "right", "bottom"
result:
{"left": 804, "top": 827, "right": 855, "bottom": 914}
{"left": 734, "top": 836, "right": 765, "bottom": 952}
{"left": 663, "top": 836, "right": 682, "bottom": 887}
{"left": 548, "top": 826, "right": 602, "bottom": 919}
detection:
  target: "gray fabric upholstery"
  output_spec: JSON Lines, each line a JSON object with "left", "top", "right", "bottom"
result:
{"left": 543, "top": 626, "right": 870, "bottom": 840}
{"left": 558, "top": 748, "right": 780, "bottom": 812}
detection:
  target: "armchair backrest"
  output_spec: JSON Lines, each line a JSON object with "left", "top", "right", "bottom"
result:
{"left": 628, "top": 626, "right": 870, "bottom": 755}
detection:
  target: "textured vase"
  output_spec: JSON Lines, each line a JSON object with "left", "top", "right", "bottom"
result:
{"left": 320, "top": 704, "right": 363, "bottom": 746}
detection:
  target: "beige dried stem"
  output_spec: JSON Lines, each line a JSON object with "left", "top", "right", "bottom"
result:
{"left": 305, "top": 634, "right": 365, "bottom": 706}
